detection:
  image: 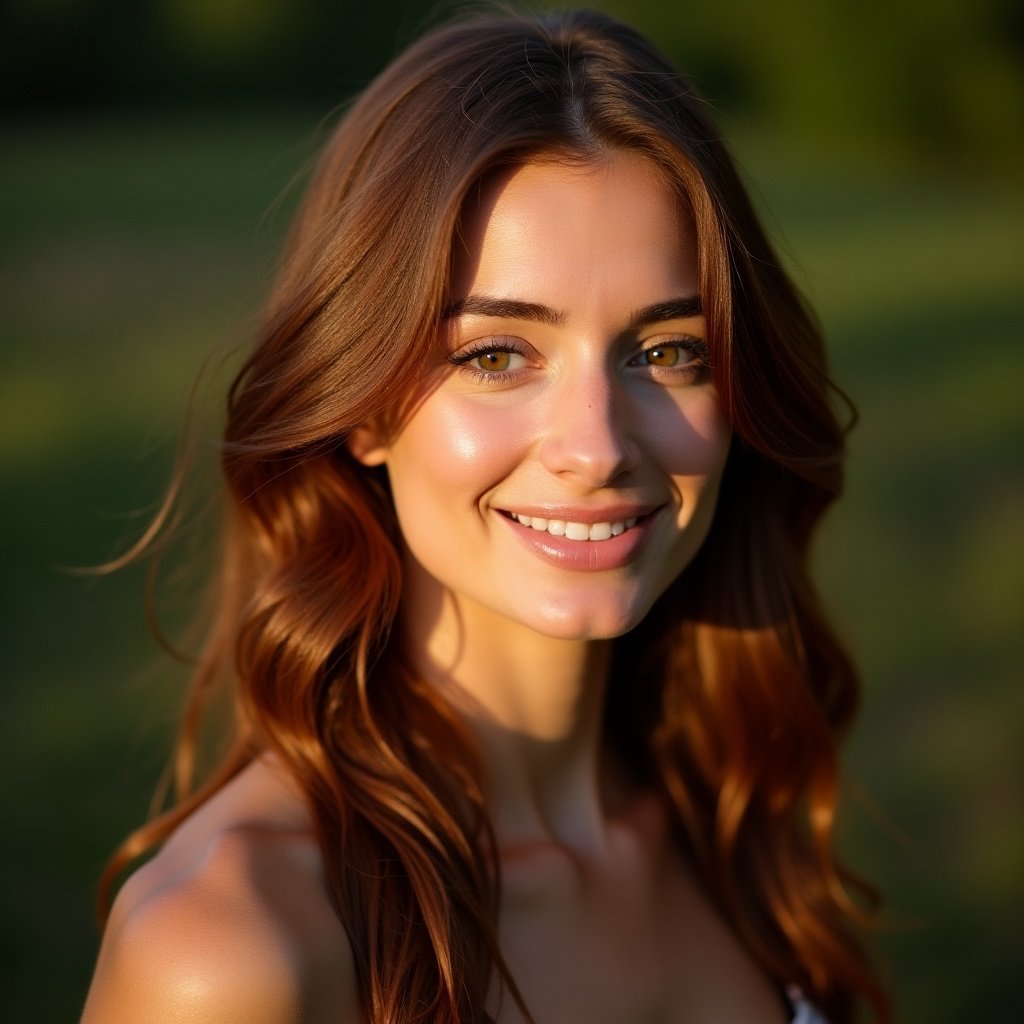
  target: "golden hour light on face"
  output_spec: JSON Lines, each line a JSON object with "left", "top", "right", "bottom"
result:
{"left": 351, "top": 151, "right": 731, "bottom": 641}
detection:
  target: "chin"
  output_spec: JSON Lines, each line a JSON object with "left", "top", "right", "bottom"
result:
{"left": 520, "top": 593, "right": 654, "bottom": 642}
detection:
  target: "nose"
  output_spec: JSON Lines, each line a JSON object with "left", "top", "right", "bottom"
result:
{"left": 538, "top": 371, "right": 641, "bottom": 486}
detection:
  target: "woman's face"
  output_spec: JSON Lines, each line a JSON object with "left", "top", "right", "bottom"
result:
{"left": 352, "top": 151, "right": 731, "bottom": 640}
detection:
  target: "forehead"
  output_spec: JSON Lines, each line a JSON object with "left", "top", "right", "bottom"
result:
{"left": 450, "top": 152, "right": 698, "bottom": 309}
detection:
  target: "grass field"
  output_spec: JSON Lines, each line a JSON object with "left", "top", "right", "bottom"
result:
{"left": 1, "top": 112, "right": 1021, "bottom": 1021}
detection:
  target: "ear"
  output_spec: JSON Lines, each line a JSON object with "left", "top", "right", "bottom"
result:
{"left": 345, "top": 424, "right": 388, "bottom": 466}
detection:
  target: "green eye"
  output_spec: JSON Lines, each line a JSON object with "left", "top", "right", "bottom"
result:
{"left": 644, "top": 345, "right": 680, "bottom": 367}
{"left": 475, "top": 351, "right": 512, "bottom": 371}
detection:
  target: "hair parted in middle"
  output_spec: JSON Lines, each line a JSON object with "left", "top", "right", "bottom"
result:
{"left": 104, "top": 8, "right": 886, "bottom": 1023}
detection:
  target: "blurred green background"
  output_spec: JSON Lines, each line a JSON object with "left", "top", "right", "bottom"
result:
{"left": 2, "top": 1, "right": 1022, "bottom": 1020}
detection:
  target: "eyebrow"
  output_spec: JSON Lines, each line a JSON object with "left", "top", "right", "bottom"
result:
{"left": 628, "top": 296, "right": 702, "bottom": 329}
{"left": 442, "top": 296, "right": 566, "bottom": 325}
{"left": 442, "top": 294, "right": 702, "bottom": 328}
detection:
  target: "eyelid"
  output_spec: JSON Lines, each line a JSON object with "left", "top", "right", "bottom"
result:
{"left": 631, "top": 336, "right": 709, "bottom": 363}
{"left": 447, "top": 335, "right": 530, "bottom": 363}
{"left": 636, "top": 331, "right": 703, "bottom": 347}
{"left": 446, "top": 335, "right": 535, "bottom": 384}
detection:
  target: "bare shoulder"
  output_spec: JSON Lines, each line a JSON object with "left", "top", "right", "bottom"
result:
{"left": 81, "top": 758, "right": 361, "bottom": 1024}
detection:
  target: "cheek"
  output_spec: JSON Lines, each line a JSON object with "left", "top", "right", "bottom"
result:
{"left": 387, "top": 395, "right": 533, "bottom": 504}
{"left": 645, "top": 389, "right": 732, "bottom": 477}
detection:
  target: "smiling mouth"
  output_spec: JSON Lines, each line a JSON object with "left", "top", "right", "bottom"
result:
{"left": 500, "top": 510, "right": 642, "bottom": 542}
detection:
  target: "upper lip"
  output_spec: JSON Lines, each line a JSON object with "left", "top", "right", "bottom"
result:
{"left": 496, "top": 502, "right": 661, "bottom": 524}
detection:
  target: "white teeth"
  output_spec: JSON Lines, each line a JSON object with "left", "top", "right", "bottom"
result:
{"left": 509, "top": 513, "right": 639, "bottom": 542}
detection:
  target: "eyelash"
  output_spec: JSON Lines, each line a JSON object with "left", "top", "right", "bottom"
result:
{"left": 631, "top": 338, "right": 710, "bottom": 380}
{"left": 448, "top": 337, "right": 711, "bottom": 384}
{"left": 447, "top": 339, "right": 530, "bottom": 384}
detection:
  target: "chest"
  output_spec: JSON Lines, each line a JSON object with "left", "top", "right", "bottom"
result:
{"left": 490, "top": 845, "right": 788, "bottom": 1024}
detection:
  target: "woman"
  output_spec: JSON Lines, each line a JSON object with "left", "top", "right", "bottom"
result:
{"left": 82, "top": 8, "right": 887, "bottom": 1023}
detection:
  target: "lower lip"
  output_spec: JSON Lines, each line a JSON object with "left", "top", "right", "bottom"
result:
{"left": 499, "top": 511, "right": 656, "bottom": 572}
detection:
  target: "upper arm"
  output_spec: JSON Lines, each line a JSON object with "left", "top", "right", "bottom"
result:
{"left": 81, "top": 831, "right": 361, "bottom": 1024}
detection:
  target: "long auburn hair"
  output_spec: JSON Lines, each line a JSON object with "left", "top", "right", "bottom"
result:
{"left": 102, "top": 8, "right": 888, "bottom": 1023}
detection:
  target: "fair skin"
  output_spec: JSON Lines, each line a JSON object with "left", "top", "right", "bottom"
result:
{"left": 82, "top": 152, "right": 787, "bottom": 1023}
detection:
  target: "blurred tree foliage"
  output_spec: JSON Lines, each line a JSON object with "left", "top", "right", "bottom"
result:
{"left": 3, "top": 0, "right": 1023, "bottom": 171}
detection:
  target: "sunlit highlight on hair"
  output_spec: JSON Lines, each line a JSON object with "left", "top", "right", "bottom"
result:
{"left": 101, "top": 8, "right": 888, "bottom": 1023}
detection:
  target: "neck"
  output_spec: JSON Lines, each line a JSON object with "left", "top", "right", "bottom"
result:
{"left": 403, "top": 582, "right": 618, "bottom": 854}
